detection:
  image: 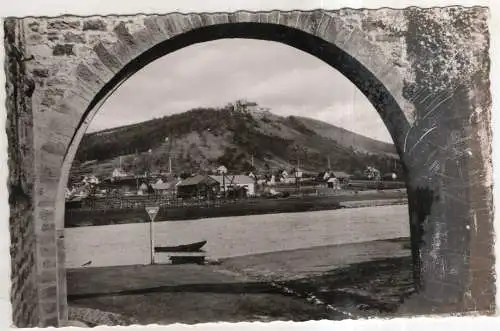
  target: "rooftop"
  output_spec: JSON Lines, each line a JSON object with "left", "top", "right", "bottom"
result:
{"left": 331, "top": 171, "right": 351, "bottom": 178}
{"left": 209, "top": 175, "right": 255, "bottom": 185}
{"left": 177, "top": 175, "right": 218, "bottom": 187}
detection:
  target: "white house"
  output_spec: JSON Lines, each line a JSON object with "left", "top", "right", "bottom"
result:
{"left": 72, "top": 186, "right": 89, "bottom": 198}
{"left": 364, "top": 166, "right": 381, "bottom": 180}
{"left": 82, "top": 175, "right": 99, "bottom": 185}
{"left": 323, "top": 171, "right": 330, "bottom": 181}
{"left": 216, "top": 165, "right": 228, "bottom": 174}
{"left": 327, "top": 177, "right": 341, "bottom": 190}
{"left": 137, "top": 182, "right": 149, "bottom": 195}
{"left": 278, "top": 169, "right": 290, "bottom": 183}
{"left": 65, "top": 187, "right": 74, "bottom": 199}
{"left": 383, "top": 172, "right": 398, "bottom": 181}
{"left": 112, "top": 167, "right": 129, "bottom": 178}
{"left": 209, "top": 174, "right": 255, "bottom": 196}
{"left": 268, "top": 174, "right": 276, "bottom": 186}
{"left": 293, "top": 170, "right": 303, "bottom": 179}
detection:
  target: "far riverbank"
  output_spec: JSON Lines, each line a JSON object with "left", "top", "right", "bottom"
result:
{"left": 65, "top": 189, "right": 407, "bottom": 228}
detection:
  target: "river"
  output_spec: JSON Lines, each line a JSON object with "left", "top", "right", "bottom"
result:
{"left": 65, "top": 204, "right": 410, "bottom": 268}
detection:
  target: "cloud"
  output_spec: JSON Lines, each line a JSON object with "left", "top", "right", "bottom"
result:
{"left": 89, "top": 39, "right": 393, "bottom": 143}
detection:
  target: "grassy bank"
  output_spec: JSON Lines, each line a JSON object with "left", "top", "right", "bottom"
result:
{"left": 65, "top": 190, "right": 407, "bottom": 227}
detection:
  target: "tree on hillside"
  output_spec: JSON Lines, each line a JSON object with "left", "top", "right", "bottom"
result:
{"left": 240, "top": 161, "right": 255, "bottom": 173}
{"left": 179, "top": 172, "right": 191, "bottom": 180}
{"left": 121, "top": 155, "right": 135, "bottom": 172}
{"left": 132, "top": 154, "right": 150, "bottom": 176}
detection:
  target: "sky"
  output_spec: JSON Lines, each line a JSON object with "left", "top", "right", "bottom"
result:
{"left": 88, "top": 38, "right": 393, "bottom": 143}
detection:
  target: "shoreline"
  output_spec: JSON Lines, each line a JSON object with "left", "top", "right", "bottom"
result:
{"left": 64, "top": 204, "right": 410, "bottom": 268}
{"left": 65, "top": 190, "right": 408, "bottom": 228}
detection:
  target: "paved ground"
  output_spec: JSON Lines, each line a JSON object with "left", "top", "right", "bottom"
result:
{"left": 67, "top": 238, "right": 414, "bottom": 325}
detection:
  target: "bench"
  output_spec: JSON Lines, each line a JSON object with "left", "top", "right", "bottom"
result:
{"left": 154, "top": 249, "right": 206, "bottom": 265}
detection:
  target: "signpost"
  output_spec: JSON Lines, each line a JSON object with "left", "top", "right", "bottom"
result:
{"left": 145, "top": 206, "right": 160, "bottom": 264}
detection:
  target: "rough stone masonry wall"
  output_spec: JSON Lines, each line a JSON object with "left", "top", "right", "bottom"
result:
{"left": 4, "top": 7, "right": 494, "bottom": 327}
{"left": 4, "top": 19, "right": 39, "bottom": 327}
{"left": 399, "top": 7, "right": 494, "bottom": 314}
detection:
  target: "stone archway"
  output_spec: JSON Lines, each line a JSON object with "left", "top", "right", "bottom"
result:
{"left": 5, "top": 7, "right": 493, "bottom": 327}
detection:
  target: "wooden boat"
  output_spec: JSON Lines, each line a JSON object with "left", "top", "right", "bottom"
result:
{"left": 155, "top": 240, "right": 207, "bottom": 253}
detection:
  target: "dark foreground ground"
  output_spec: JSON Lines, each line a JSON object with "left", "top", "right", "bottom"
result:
{"left": 67, "top": 238, "right": 414, "bottom": 326}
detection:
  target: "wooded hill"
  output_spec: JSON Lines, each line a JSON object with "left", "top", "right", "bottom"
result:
{"left": 71, "top": 101, "right": 401, "bottom": 182}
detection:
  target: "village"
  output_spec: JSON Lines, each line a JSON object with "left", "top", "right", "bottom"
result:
{"left": 66, "top": 162, "right": 402, "bottom": 208}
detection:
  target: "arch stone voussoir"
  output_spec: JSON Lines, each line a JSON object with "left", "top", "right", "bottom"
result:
{"left": 113, "top": 21, "right": 156, "bottom": 61}
{"left": 159, "top": 13, "right": 196, "bottom": 39}
{"left": 76, "top": 63, "right": 107, "bottom": 93}
{"left": 187, "top": 14, "right": 204, "bottom": 30}
{"left": 93, "top": 42, "right": 124, "bottom": 74}
{"left": 109, "top": 39, "right": 136, "bottom": 68}
{"left": 143, "top": 16, "right": 170, "bottom": 42}
{"left": 84, "top": 55, "right": 117, "bottom": 85}
{"left": 233, "top": 11, "right": 260, "bottom": 23}
{"left": 269, "top": 11, "right": 283, "bottom": 25}
{"left": 296, "top": 10, "right": 326, "bottom": 36}
{"left": 276, "top": 11, "right": 303, "bottom": 29}
{"left": 73, "top": 79, "right": 101, "bottom": 103}
{"left": 54, "top": 90, "right": 93, "bottom": 122}
{"left": 218, "top": 13, "right": 232, "bottom": 25}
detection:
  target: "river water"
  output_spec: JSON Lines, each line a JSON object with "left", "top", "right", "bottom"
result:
{"left": 65, "top": 204, "right": 410, "bottom": 268}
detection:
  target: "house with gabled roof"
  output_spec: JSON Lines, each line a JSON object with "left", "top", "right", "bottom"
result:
{"left": 177, "top": 174, "right": 220, "bottom": 199}
{"left": 151, "top": 178, "right": 180, "bottom": 196}
{"left": 209, "top": 174, "right": 256, "bottom": 196}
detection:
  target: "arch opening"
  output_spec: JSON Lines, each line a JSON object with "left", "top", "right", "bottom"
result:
{"left": 72, "top": 22, "right": 410, "bottom": 159}
{"left": 59, "top": 22, "right": 417, "bottom": 323}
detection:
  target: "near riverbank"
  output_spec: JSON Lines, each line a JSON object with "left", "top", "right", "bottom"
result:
{"left": 65, "top": 189, "right": 407, "bottom": 227}
{"left": 67, "top": 238, "right": 414, "bottom": 325}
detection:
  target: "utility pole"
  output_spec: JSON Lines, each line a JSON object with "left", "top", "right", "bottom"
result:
{"left": 164, "top": 136, "right": 174, "bottom": 175}
{"left": 222, "top": 173, "right": 226, "bottom": 198}
{"left": 135, "top": 149, "right": 139, "bottom": 192}
{"left": 148, "top": 149, "right": 152, "bottom": 185}
{"left": 327, "top": 156, "right": 331, "bottom": 170}
{"left": 294, "top": 146, "right": 300, "bottom": 194}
